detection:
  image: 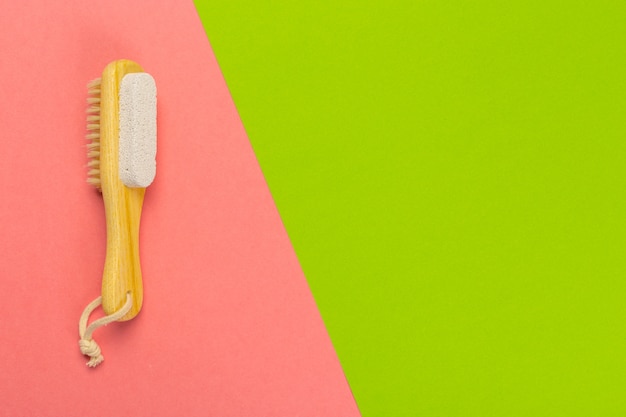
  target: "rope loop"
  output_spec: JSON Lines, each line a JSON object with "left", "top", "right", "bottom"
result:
{"left": 78, "top": 293, "right": 133, "bottom": 368}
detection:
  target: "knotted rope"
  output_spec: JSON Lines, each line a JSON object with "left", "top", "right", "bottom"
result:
{"left": 78, "top": 293, "right": 133, "bottom": 367}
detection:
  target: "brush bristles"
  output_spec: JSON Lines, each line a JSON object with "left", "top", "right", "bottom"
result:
{"left": 86, "top": 78, "right": 102, "bottom": 189}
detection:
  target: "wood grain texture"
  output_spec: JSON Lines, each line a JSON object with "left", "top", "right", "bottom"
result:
{"left": 100, "top": 59, "right": 146, "bottom": 320}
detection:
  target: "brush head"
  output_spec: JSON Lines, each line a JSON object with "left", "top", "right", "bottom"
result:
{"left": 85, "top": 70, "right": 157, "bottom": 190}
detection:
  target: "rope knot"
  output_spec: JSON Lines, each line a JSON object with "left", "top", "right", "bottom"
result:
{"left": 78, "top": 293, "right": 133, "bottom": 368}
{"left": 79, "top": 339, "right": 103, "bottom": 367}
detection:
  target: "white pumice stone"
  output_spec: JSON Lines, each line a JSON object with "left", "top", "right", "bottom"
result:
{"left": 118, "top": 73, "right": 157, "bottom": 188}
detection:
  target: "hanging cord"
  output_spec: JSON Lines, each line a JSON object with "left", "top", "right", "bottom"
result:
{"left": 78, "top": 293, "right": 133, "bottom": 367}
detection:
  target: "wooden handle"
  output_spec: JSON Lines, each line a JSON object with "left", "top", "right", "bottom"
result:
{"left": 99, "top": 60, "right": 146, "bottom": 320}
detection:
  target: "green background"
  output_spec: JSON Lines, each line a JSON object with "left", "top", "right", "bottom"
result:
{"left": 194, "top": 1, "right": 626, "bottom": 415}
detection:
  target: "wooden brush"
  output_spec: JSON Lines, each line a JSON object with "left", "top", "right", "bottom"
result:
{"left": 79, "top": 59, "right": 156, "bottom": 367}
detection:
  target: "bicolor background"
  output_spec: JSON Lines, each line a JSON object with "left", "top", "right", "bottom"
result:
{"left": 1, "top": 1, "right": 625, "bottom": 416}
{"left": 195, "top": 1, "right": 626, "bottom": 416}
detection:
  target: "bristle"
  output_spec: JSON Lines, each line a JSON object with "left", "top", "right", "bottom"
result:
{"left": 86, "top": 78, "right": 102, "bottom": 190}
{"left": 87, "top": 177, "right": 101, "bottom": 187}
{"left": 87, "top": 78, "right": 101, "bottom": 89}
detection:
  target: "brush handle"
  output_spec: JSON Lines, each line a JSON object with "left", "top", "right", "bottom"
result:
{"left": 101, "top": 186, "right": 145, "bottom": 320}
{"left": 99, "top": 60, "right": 146, "bottom": 320}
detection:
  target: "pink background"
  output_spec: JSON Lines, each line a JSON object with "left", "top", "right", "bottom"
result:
{"left": 0, "top": 1, "right": 359, "bottom": 415}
